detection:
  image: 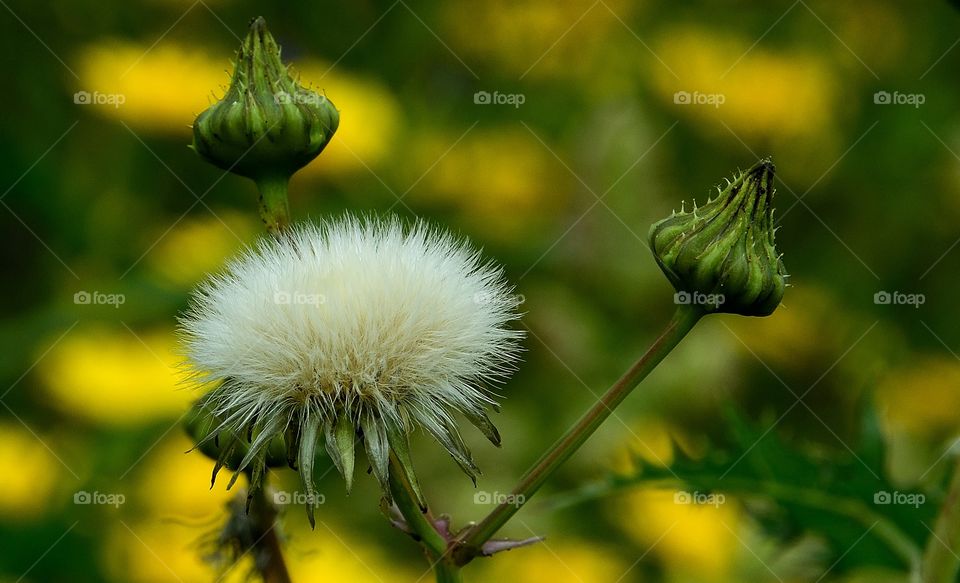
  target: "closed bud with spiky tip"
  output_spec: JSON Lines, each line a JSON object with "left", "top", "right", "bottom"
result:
{"left": 649, "top": 158, "right": 788, "bottom": 316}
{"left": 192, "top": 16, "right": 339, "bottom": 185}
{"left": 179, "top": 215, "right": 523, "bottom": 526}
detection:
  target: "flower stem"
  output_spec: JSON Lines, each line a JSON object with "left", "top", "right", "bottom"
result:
{"left": 388, "top": 454, "right": 462, "bottom": 582}
{"left": 248, "top": 485, "right": 294, "bottom": 583}
{"left": 921, "top": 456, "right": 960, "bottom": 582}
{"left": 452, "top": 304, "right": 703, "bottom": 566}
{"left": 255, "top": 174, "right": 291, "bottom": 237}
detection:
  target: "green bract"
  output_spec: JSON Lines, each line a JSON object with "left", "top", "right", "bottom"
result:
{"left": 184, "top": 397, "right": 291, "bottom": 484}
{"left": 192, "top": 17, "right": 339, "bottom": 183}
{"left": 649, "top": 159, "right": 787, "bottom": 317}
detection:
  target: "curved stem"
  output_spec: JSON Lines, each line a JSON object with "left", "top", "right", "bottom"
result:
{"left": 255, "top": 174, "right": 291, "bottom": 237}
{"left": 452, "top": 305, "right": 703, "bottom": 565}
{"left": 922, "top": 456, "right": 960, "bottom": 582}
{"left": 248, "top": 485, "right": 294, "bottom": 583}
{"left": 388, "top": 455, "right": 463, "bottom": 582}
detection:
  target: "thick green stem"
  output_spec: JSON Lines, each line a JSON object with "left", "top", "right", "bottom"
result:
{"left": 922, "top": 456, "right": 960, "bottom": 582}
{"left": 388, "top": 455, "right": 462, "bottom": 583}
{"left": 452, "top": 305, "right": 703, "bottom": 565}
{"left": 432, "top": 562, "right": 464, "bottom": 583}
{"left": 248, "top": 485, "right": 293, "bottom": 583}
{"left": 255, "top": 174, "right": 291, "bottom": 237}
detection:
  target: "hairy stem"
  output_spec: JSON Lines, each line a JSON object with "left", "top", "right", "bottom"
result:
{"left": 388, "top": 455, "right": 462, "bottom": 582}
{"left": 255, "top": 174, "right": 291, "bottom": 237}
{"left": 248, "top": 485, "right": 293, "bottom": 583}
{"left": 452, "top": 305, "right": 703, "bottom": 565}
{"left": 922, "top": 456, "right": 960, "bottom": 582}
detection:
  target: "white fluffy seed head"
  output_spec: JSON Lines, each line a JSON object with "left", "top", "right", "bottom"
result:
{"left": 179, "top": 214, "right": 524, "bottom": 513}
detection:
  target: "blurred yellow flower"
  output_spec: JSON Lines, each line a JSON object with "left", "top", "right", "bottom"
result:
{"left": 0, "top": 423, "right": 61, "bottom": 520}
{"left": 441, "top": 0, "right": 637, "bottom": 79}
{"left": 136, "top": 434, "right": 240, "bottom": 517}
{"left": 294, "top": 61, "right": 402, "bottom": 178}
{"left": 618, "top": 488, "right": 740, "bottom": 581}
{"left": 112, "top": 523, "right": 419, "bottom": 583}
{"left": 877, "top": 357, "right": 960, "bottom": 437}
{"left": 652, "top": 26, "right": 837, "bottom": 142}
{"left": 148, "top": 211, "right": 256, "bottom": 287}
{"left": 37, "top": 326, "right": 191, "bottom": 425}
{"left": 612, "top": 417, "right": 676, "bottom": 473}
{"left": 726, "top": 286, "right": 847, "bottom": 372}
{"left": 75, "top": 43, "right": 401, "bottom": 175}
{"left": 104, "top": 434, "right": 250, "bottom": 583}
{"left": 107, "top": 520, "right": 250, "bottom": 583}
{"left": 284, "top": 525, "right": 420, "bottom": 583}
{"left": 76, "top": 42, "right": 224, "bottom": 133}
{"left": 408, "top": 128, "right": 566, "bottom": 240}
{"left": 475, "top": 539, "right": 628, "bottom": 582}
{"left": 112, "top": 432, "right": 411, "bottom": 583}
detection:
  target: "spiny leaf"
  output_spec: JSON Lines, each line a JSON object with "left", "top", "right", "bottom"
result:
{"left": 558, "top": 405, "right": 938, "bottom": 576}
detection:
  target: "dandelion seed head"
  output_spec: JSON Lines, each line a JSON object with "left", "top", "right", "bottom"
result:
{"left": 179, "top": 214, "right": 524, "bottom": 520}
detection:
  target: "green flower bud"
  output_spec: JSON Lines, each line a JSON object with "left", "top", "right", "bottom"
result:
{"left": 648, "top": 158, "right": 787, "bottom": 317}
{"left": 192, "top": 16, "right": 338, "bottom": 189}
